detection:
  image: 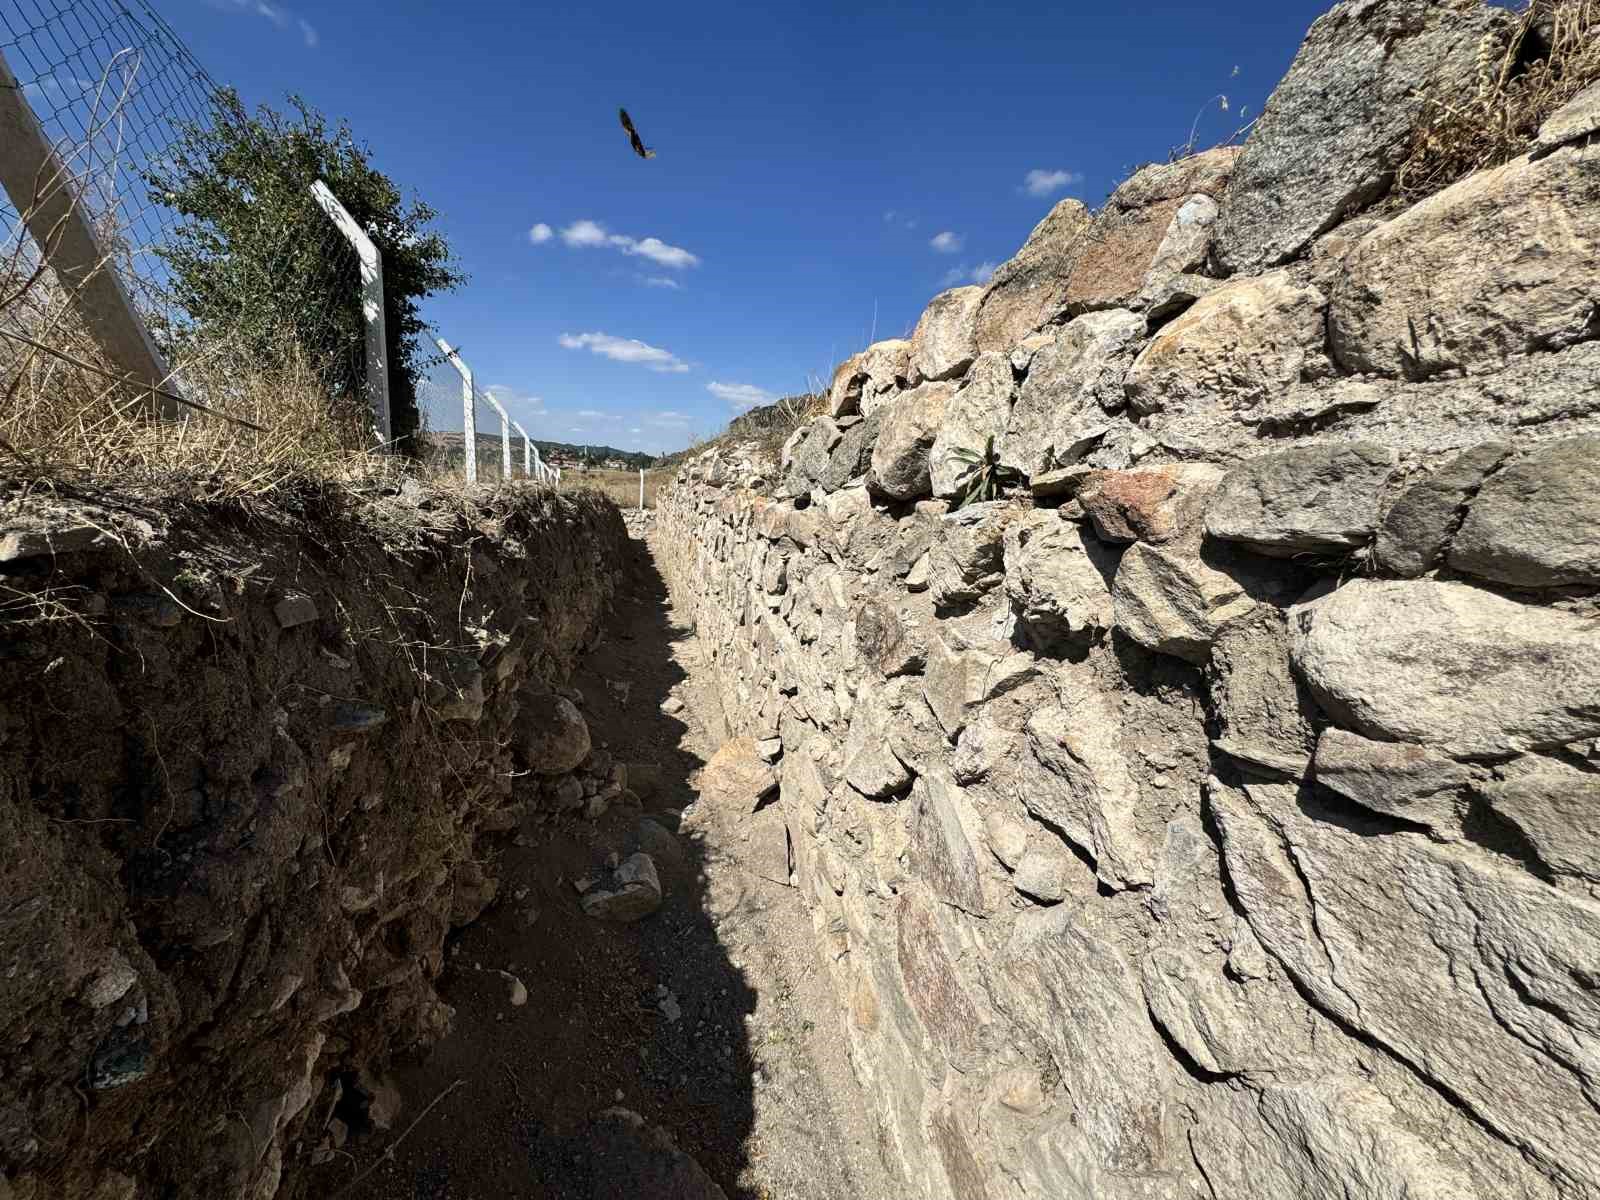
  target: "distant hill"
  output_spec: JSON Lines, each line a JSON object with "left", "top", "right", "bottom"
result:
{"left": 421, "top": 431, "right": 658, "bottom": 470}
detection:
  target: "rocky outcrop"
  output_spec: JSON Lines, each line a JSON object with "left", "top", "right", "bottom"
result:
{"left": 0, "top": 483, "right": 626, "bottom": 1200}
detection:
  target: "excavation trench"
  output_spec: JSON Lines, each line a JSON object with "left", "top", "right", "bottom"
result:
{"left": 309, "top": 520, "right": 891, "bottom": 1200}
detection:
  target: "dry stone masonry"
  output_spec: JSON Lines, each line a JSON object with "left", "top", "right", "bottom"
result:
{"left": 657, "top": 3, "right": 1600, "bottom": 1196}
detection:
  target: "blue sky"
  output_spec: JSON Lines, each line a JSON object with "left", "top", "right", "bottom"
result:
{"left": 174, "top": 0, "right": 1331, "bottom": 455}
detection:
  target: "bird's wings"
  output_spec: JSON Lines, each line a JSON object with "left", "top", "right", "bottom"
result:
{"left": 618, "top": 107, "right": 654, "bottom": 159}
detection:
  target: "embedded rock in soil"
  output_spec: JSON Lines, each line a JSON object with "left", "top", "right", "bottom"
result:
{"left": 516, "top": 692, "right": 593, "bottom": 774}
{"left": 579, "top": 853, "right": 664, "bottom": 922}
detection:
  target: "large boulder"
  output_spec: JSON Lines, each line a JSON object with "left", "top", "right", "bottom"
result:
{"left": 1205, "top": 442, "right": 1397, "bottom": 557}
{"left": 1289, "top": 579, "right": 1600, "bottom": 757}
{"left": 1123, "top": 272, "right": 1327, "bottom": 417}
{"left": 1059, "top": 148, "right": 1239, "bottom": 314}
{"left": 909, "top": 286, "right": 983, "bottom": 383}
{"left": 972, "top": 198, "right": 1093, "bottom": 352}
{"left": 999, "top": 309, "right": 1144, "bottom": 478}
{"left": 1447, "top": 435, "right": 1600, "bottom": 588}
{"left": 1214, "top": 0, "right": 1508, "bottom": 273}
{"left": 515, "top": 692, "right": 591, "bottom": 774}
{"left": 928, "top": 353, "right": 1016, "bottom": 500}
{"left": 1329, "top": 147, "right": 1600, "bottom": 379}
{"left": 868, "top": 381, "right": 954, "bottom": 501}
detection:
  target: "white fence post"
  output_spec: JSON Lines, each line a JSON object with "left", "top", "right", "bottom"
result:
{"left": 0, "top": 48, "right": 177, "bottom": 417}
{"left": 639, "top": 468, "right": 645, "bottom": 510}
{"left": 478, "top": 389, "right": 511, "bottom": 479}
{"left": 435, "top": 336, "right": 475, "bottom": 483}
{"left": 310, "top": 179, "right": 390, "bottom": 446}
{"left": 511, "top": 420, "right": 532, "bottom": 478}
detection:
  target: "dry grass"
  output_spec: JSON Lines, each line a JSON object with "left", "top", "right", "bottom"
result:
{"left": 2, "top": 258, "right": 394, "bottom": 499}
{"left": 556, "top": 466, "right": 671, "bottom": 509}
{"left": 1393, "top": 0, "right": 1600, "bottom": 204}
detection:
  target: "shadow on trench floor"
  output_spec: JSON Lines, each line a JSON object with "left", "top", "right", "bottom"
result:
{"left": 308, "top": 531, "right": 769, "bottom": 1200}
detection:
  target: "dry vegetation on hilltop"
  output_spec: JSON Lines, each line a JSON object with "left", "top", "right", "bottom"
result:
{"left": 1394, "top": 0, "right": 1600, "bottom": 202}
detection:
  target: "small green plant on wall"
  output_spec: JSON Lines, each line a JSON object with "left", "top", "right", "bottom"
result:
{"left": 949, "top": 436, "right": 1022, "bottom": 508}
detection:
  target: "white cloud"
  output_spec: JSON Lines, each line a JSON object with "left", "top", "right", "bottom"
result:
{"left": 941, "top": 261, "right": 1000, "bottom": 288}
{"left": 561, "top": 219, "right": 611, "bottom": 248}
{"left": 641, "top": 275, "right": 680, "bottom": 289}
{"left": 930, "top": 231, "right": 963, "bottom": 254}
{"left": 1022, "top": 168, "right": 1083, "bottom": 197}
{"left": 557, "top": 219, "right": 700, "bottom": 270}
{"left": 207, "top": 0, "right": 318, "bottom": 47}
{"left": 648, "top": 410, "right": 693, "bottom": 425}
{"left": 707, "top": 381, "right": 776, "bottom": 411}
{"left": 575, "top": 408, "right": 616, "bottom": 420}
{"left": 558, "top": 331, "right": 689, "bottom": 373}
{"left": 629, "top": 426, "right": 642, "bottom": 434}
{"left": 528, "top": 222, "right": 554, "bottom": 244}
{"left": 627, "top": 236, "right": 699, "bottom": 269}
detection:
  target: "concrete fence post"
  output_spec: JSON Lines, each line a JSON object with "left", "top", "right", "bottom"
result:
{"left": 0, "top": 48, "right": 177, "bottom": 417}
{"left": 478, "top": 388, "right": 512, "bottom": 479}
{"left": 511, "top": 419, "right": 532, "bottom": 478}
{"left": 639, "top": 468, "right": 645, "bottom": 510}
{"left": 310, "top": 179, "right": 390, "bottom": 446}
{"left": 435, "top": 336, "right": 475, "bottom": 483}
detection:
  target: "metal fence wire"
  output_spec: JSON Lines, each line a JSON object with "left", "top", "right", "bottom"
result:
{"left": 1, "top": 0, "right": 365, "bottom": 408}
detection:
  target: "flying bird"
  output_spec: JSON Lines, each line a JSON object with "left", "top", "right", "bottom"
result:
{"left": 618, "top": 108, "right": 656, "bottom": 159}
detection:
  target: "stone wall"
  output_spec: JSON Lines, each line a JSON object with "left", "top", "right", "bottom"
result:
{"left": 656, "top": 3, "right": 1600, "bottom": 1196}
{"left": 0, "top": 482, "right": 626, "bottom": 1199}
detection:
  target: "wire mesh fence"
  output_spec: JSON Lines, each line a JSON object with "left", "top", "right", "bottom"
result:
{"left": 1, "top": 0, "right": 562, "bottom": 485}
{"left": 1, "top": 0, "right": 370, "bottom": 441}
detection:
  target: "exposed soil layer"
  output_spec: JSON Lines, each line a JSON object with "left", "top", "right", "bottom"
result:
{"left": 0, "top": 476, "right": 626, "bottom": 1200}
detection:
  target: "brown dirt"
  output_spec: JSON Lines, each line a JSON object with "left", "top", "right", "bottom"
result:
{"left": 311, "top": 525, "right": 899, "bottom": 1200}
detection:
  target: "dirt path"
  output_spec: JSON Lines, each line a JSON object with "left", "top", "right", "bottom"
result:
{"left": 309, "top": 524, "right": 897, "bottom": 1200}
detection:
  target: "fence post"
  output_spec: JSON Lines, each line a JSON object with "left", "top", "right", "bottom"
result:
{"left": 478, "top": 389, "right": 512, "bottom": 479}
{"left": 511, "top": 420, "right": 532, "bottom": 477}
{"left": 0, "top": 48, "right": 177, "bottom": 417}
{"left": 310, "top": 179, "right": 390, "bottom": 446}
{"left": 639, "top": 468, "right": 645, "bottom": 510}
{"left": 435, "top": 337, "right": 475, "bottom": 483}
